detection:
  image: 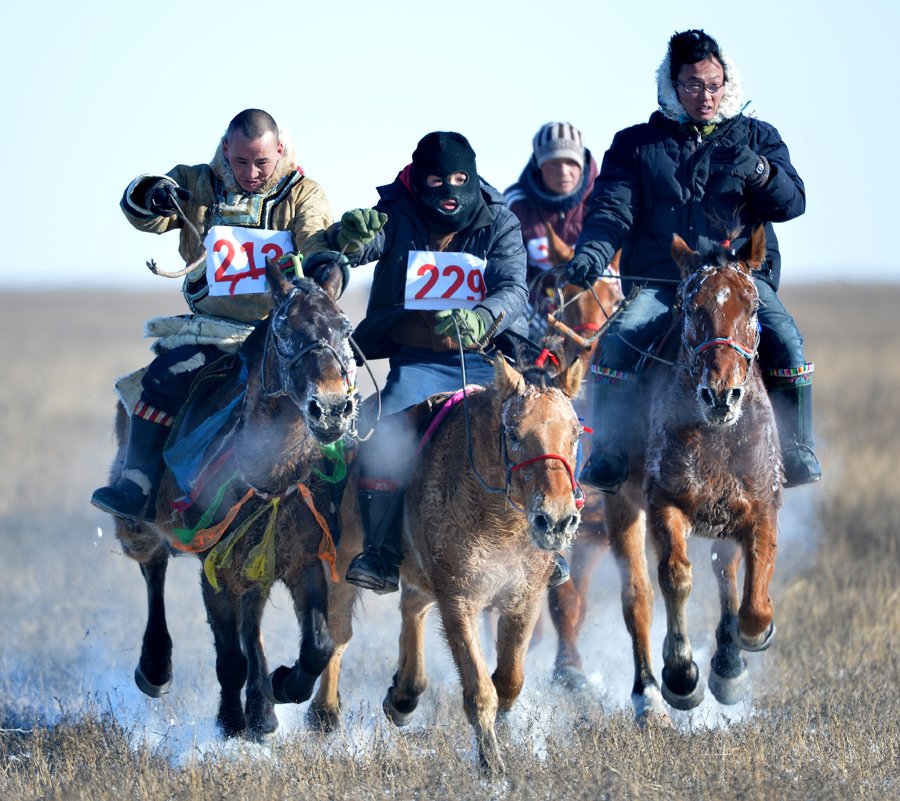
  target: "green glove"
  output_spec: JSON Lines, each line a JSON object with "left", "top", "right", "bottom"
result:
{"left": 336, "top": 208, "right": 388, "bottom": 252}
{"left": 434, "top": 308, "right": 487, "bottom": 349}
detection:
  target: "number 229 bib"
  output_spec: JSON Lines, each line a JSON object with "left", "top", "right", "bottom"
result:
{"left": 404, "top": 251, "right": 487, "bottom": 311}
{"left": 204, "top": 226, "right": 293, "bottom": 297}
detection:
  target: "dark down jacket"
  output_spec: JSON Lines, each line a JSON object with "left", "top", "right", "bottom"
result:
{"left": 575, "top": 111, "right": 806, "bottom": 291}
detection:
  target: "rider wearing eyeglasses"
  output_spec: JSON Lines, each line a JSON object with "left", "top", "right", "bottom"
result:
{"left": 566, "top": 29, "right": 821, "bottom": 493}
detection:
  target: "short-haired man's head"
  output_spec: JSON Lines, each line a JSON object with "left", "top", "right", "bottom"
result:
{"left": 222, "top": 109, "right": 283, "bottom": 193}
{"left": 667, "top": 29, "right": 726, "bottom": 79}
{"left": 226, "top": 109, "right": 279, "bottom": 144}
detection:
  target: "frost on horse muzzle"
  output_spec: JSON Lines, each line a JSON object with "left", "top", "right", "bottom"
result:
{"left": 513, "top": 456, "right": 582, "bottom": 552}
{"left": 691, "top": 336, "right": 757, "bottom": 426}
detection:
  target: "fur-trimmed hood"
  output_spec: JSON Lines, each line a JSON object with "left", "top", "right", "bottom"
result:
{"left": 656, "top": 48, "right": 743, "bottom": 125}
{"left": 209, "top": 126, "right": 298, "bottom": 195}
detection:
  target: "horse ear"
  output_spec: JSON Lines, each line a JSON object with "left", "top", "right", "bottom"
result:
{"left": 317, "top": 261, "right": 345, "bottom": 300}
{"left": 266, "top": 256, "right": 295, "bottom": 302}
{"left": 737, "top": 223, "right": 767, "bottom": 272}
{"left": 544, "top": 220, "right": 575, "bottom": 267}
{"left": 493, "top": 353, "right": 525, "bottom": 400}
{"left": 671, "top": 234, "right": 699, "bottom": 278}
{"left": 559, "top": 356, "right": 584, "bottom": 400}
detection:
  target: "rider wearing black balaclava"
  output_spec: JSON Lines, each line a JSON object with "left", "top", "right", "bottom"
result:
{"left": 409, "top": 132, "right": 485, "bottom": 233}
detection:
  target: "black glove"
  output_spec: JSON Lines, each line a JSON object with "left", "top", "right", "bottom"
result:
{"left": 710, "top": 145, "right": 771, "bottom": 189}
{"left": 302, "top": 251, "right": 351, "bottom": 297}
{"left": 145, "top": 180, "right": 192, "bottom": 216}
{"left": 565, "top": 252, "right": 602, "bottom": 288}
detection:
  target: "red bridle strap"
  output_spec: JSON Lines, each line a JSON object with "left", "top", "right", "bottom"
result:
{"left": 572, "top": 323, "right": 601, "bottom": 334}
{"left": 693, "top": 337, "right": 756, "bottom": 360}
{"left": 509, "top": 453, "right": 577, "bottom": 492}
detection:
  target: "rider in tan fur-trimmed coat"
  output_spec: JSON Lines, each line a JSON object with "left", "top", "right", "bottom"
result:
{"left": 93, "top": 109, "right": 336, "bottom": 523}
{"left": 121, "top": 117, "right": 332, "bottom": 322}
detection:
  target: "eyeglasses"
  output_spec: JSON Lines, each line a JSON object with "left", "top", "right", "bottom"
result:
{"left": 674, "top": 80, "right": 725, "bottom": 94}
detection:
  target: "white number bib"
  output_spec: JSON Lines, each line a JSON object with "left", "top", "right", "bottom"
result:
{"left": 204, "top": 226, "right": 293, "bottom": 297}
{"left": 404, "top": 251, "right": 487, "bottom": 311}
{"left": 526, "top": 236, "right": 551, "bottom": 270}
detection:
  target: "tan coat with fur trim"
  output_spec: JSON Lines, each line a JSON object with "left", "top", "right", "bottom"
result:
{"left": 121, "top": 128, "right": 332, "bottom": 322}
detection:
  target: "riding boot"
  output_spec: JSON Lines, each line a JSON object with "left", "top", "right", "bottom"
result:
{"left": 578, "top": 373, "right": 639, "bottom": 494}
{"left": 548, "top": 553, "right": 571, "bottom": 587}
{"left": 345, "top": 480, "right": 404, "bottom": 594}
{"left": 91, "top": 414, "right": 170, "bottom": 522}
{"left": 767, "top": 365, "right": 822, "bottom": 488}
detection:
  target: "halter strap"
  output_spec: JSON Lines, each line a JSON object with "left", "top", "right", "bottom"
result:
{"left": 692, "top": 337, "right": 756, "bottom": 360}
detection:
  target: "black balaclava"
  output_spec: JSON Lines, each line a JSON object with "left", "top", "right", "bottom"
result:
{"left": 410, "top": 132, "right": 484, "bottom": 234}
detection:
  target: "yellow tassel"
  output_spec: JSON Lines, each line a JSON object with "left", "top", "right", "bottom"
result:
{"left": 204, "top": 498, "right": 277, "bottom": 591}
{"left": 242, "top": 498, "right": 279, "bottom": 594}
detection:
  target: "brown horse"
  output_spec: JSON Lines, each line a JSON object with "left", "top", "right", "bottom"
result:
{"left": 109, "top": 258, "right": 362, "bottom": 738}
{"left": 381, "top": 341, "right": 584, "bottom": 772}
{"left": 539, "top": 222, "right": 624, "bottom": 689}
{"left": 605, "top": 225, "right": 781, "bottom": 723}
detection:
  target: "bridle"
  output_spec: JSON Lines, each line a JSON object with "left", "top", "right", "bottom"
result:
{"left": 259, "top": 287, "right": 357, "bottom": 408}
{"left": 453, "top": 321, "right": 584, "bottom": 514}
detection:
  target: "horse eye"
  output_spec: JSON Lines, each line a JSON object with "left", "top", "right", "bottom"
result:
{"left": 507, "top": 430, "right": 520, "bottom": 446}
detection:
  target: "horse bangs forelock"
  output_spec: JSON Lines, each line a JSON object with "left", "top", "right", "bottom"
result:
{"left": 514, "top": 336, "right": 568, "bottom": 389}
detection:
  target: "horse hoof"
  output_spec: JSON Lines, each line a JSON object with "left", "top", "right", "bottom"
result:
{"left": 306, "top": 700, "right": 340, "bottom": 733}
{"left": 661, "top": 664, "right": 705, "bottom": 711}
{"left": 134, "top": 665, "right": 171, "bottom": 698}
{"left": 729, "top": 616, "right": 776, "bottom": 652}
{"left": 382, "top": 692, "right": 415, "bottom": 728}
{"left": 708, "top": 666, "right": 752, "bottom": 705}
{"left": 552, "top": 665, "right": 590, "bottom": 692}
{"left": 263, "top": 666, "right": 293, "bottom": 705}
{"left": 632, "top": 687, "right": 673, "bottom": 728}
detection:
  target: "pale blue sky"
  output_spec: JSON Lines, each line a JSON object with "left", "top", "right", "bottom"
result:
{"left": 3, "top": 0, "right": 897, "bottom": 288}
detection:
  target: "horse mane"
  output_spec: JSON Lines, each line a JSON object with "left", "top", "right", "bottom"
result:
{"left": 514, "top": 336, "right": 568, "bottom": 390}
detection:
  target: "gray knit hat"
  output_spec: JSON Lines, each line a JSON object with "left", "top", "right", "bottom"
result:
{"left": 532, "top": 122, "right": 585, "bottom": 169}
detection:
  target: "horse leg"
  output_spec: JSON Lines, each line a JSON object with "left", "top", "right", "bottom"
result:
{"left": 733, "top": 514, "right": 778, "bottom": 651}
{"left": 494, "top": 593, "right": 544, "bottom": 715}
{"left": 200, "top": 579, "right": 248, "bottom": 737}
{"left": 606, "top": 496, "right": 668, "bottom": 724}
{"left": 652, "top": 504, "right": 704, "bottom": 711}
{"left": 114, "top": 519, "right": 173, "bottom": 698}
{"left": 239, "top": 587, "right": 279, "bottom": 739}
{"left": 383, "top": 584, "right": 433, "bottom": 727}
{"left": 549, "top": 532, "right": 608, "bottom": 691}
{"left": 708, "top": 539, "right": 751, "bottom": 704}
{"left": 308, "top": 573, "right": 358, "bottom": 732}
{"left": 265, "top": 562, "right": 335, "bottom": 706}
{"left": 440, "top": 599, "right": 504, "bottom": 774}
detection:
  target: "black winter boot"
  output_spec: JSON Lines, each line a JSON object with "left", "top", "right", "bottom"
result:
{"left": 548, "top": 553, "right": 570, "bottom": 587}
{"left": 767, "top": 366, "right": 822, "bottom": 488}
{"left": 91, "top": 415, "right": 170, "bottom": 522}
{"left": 346, "top": 482, "right": 404, "bottom": 594}
{"left": 578, "top": 376, "right": 639, "bottom": 495}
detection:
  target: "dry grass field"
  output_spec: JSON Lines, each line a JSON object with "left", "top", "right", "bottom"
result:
{"left": 1, "top": 282, "right": 898, "bottom": 799}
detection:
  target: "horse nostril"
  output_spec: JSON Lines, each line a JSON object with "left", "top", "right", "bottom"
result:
{"left": 728, "top": 387, "right": 743, "bottom": 407}
{"left": 308, "top": 399, "right": 323, "bottom": 420}
{"left": 532, "top": 514, "right": 550, "bottom": 536}
{"left": 342, "top": 399, "right": 354, "bottom": 418}
{"left": 700, "top": 387, "right": 716, "bottom": 408}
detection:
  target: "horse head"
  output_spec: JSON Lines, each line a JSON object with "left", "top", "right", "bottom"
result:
{"left": 260, "top": 256, "right": 357, "bottom": 444}
{"left": 672, "top": 224, "right": 766, "bottom": 426}
{"left": 492, "top": 339, "right": 585, "bottom": 552}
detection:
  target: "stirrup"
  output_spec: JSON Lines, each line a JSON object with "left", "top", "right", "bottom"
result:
{"left": 346, "top": 548, "right": 400, "bottom": 594}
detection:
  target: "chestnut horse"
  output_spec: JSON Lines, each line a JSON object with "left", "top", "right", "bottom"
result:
{"left": 606, "top": 225, "right": 781, "bottom": 723}
{"left": 108, "top": 259, "right": 362, "bottom": 738}
{"left": 382, "top": 341, "right": 584, "bottom": 772}
{"left": 540, "top": 223, "right": 624, "bottom": 689}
